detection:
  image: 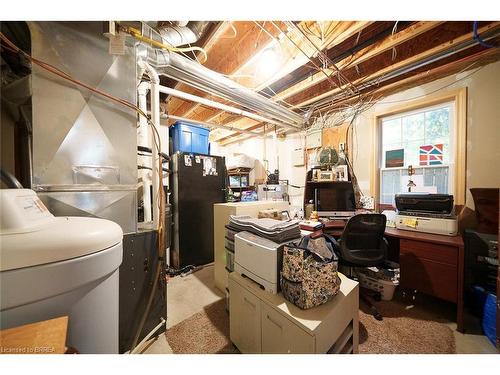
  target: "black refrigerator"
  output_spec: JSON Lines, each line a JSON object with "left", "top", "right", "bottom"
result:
{"left": 170, "top": 152, "right": 226, "bottom": 268}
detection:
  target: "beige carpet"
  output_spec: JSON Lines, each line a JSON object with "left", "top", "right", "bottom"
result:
{"left": 166, "top": 299, "right": 238, "bottom": 354}
{"left": 166, "top": 298, "right": 455, "bottom": 354}
{"left": 358, "top": 299, "right": 456, "bottom": 354}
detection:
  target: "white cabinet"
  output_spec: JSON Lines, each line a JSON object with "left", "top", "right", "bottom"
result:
{"left": 229, "top": 277, "right": 261, "bottom": 353}
{"left": 261, "top": 303, "right": 314, "bottom": 353}
{"left": 229, "top": 272, "right": 359, "bottom": 354}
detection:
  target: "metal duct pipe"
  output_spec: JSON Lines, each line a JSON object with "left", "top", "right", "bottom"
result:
{"left": 149, "top": 50, "right": 304, "bottom": 128}
{"left": 157, "top": 21, "right": 211, "bottom": 47}
{"left": 163, "top": 114, "right": 264, "bottom": 137}
{"left": 158, "top": 84, "right": 298, "bottom": 130}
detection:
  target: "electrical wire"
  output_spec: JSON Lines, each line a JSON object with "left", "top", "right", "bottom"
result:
{"left": 473, "top": 21, "right": 499, "bottom": 49}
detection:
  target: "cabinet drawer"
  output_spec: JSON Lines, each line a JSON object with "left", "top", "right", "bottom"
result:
{"left": 400, "top": 254, "right": 457, "bottom": 302}
{"left": 400, "top": 239, "right": 457, "bottom": 265}
{"left": 229, "top": 278, "right": 262, "bottom": 353}
{"left": 261, "top": 303, "right": 315, "bottom": 353}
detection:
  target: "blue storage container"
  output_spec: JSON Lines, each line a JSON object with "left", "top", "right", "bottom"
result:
{"left": 170, "top": 121, "right": 210, "bottom": 154}
{"left": 482, "top": 293, "right": 497, "bottom": 346}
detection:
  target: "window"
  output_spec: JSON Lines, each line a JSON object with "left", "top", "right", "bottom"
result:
{"left": 379, "top": 102, "right": 455, "bottom": 205}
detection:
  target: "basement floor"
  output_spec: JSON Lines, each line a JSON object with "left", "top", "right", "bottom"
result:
{"left": 141, "top": 264, "right": 497, "bottom": 354}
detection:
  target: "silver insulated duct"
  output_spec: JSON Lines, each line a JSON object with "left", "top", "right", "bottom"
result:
{"left": 139, "top": 43, "right": 305, "bottom": 129}
{"left": 157, "top": 21, "right": 211, "bottom": 47}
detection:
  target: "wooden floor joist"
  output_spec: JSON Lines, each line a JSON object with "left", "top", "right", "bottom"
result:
{"left": 167, "top": 21, "right": 286, "bottom": 118}
{"left": 271, "top": 21, "right": 445, "bottom": 102}
{"left": 171, "top": 21, "right": 372, "bottom": 130}
{"left": 290, "top": 21, "right": 500, "bottom": 108}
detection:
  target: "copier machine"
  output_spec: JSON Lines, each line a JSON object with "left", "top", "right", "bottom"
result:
{"left": 234, "top": 231, "right": 289, "bottom": 294}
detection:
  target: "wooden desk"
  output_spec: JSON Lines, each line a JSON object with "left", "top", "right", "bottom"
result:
{"left": 324, "top": 223, "right": 465, "bottom": 332}
{"left": 384, "top": 228, "right": 464, "bottom": 333}
{"left": 0, "top": 316, "right": 69, "bottom": 354}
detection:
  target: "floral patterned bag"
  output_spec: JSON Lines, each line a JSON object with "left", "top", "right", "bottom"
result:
{"left": 281, "top": 234, "right": 341, "bottom": 309}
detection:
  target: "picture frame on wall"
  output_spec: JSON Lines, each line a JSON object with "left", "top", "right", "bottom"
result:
{"left": 385, "top": 148, "right": 404, "bottom": 168}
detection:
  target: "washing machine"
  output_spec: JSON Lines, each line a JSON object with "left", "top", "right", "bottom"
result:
{"left": 0, "top": 189, "right": 123, "bottom": 353}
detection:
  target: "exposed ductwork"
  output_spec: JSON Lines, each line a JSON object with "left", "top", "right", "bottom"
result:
{"left": 156, "top": 21, "right": 211, "bottom": 47}
{"left": 138, "top": 47, "right": 305, "bottom": 129}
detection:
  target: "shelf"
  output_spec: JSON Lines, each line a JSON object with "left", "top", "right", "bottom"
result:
{"left": 229, "top": 185, "right": 254, "bottom": 190}
{"left": 306, "top": 180, "right": 351, "bottom": 184}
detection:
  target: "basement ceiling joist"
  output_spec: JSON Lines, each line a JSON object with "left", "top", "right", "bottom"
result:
{"left": 166, "top": 21, "right": 287, "bottom": 118}
{"left": 208, "top": 21, "right": 500, "bottom": 144}
{"left": 166, "top": 21, "right": 372, "bottom": 141}
{"left": 219, "top": 47, "right": 500, "bottom": 148}
{"left": 169, "top": 21, "right": 372, "bottom": 129}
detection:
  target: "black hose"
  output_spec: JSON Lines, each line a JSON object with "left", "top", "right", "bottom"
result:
{"left": 137, "top": 146, "right": 170, "bottom": 162}
{"left": 1, "top": 169, "right": 23, "bottom": 188}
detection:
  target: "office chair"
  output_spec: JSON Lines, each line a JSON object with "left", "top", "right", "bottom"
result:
{"left": 334, "top": 214, "right": 388, "bottom": 321}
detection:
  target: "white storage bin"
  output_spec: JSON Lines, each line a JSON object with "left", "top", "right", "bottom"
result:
{"left": 225, "top": 248, "right": 235, "bottom": 272}
{"left": 224, "top": 237, "right": 235, "bottom": 252}
{"left": 225, "top": 226, "right": 238, "bottom": 241}
{"left": 357, "top": 273, "right": 398, "bottom": 301}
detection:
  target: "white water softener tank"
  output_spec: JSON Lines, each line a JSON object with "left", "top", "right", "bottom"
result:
{"left": 0, "top": 189, "right": 123, "bottom": 353}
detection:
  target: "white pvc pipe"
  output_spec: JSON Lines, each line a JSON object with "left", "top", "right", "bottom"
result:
{"left": 138, "top": 82, "right": 152, "bottom": 223}
{"left": 158, "top": 85, "right": 298, "bottom": 130}
{"left": 139, "top": 60, "right": 161, "bottom": 230}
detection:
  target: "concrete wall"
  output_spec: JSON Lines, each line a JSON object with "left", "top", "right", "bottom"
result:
{"left": 214, "top": 60, "right": 500, "bottom": 211}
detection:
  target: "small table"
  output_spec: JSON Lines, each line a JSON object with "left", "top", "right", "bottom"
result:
{"left": 0, "top": 316, "right": 69, "bottom": 354}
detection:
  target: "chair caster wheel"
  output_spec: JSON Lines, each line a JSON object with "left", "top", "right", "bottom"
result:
{"left": 374, "top": 313, "right": 383, "bottom": 321}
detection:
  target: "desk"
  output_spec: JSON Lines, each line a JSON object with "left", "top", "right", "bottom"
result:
{"left": 324, "top": 224, "right": 465, "bottom": 332}
{"left": 384, "top": 228, "right": 464, "bottom": 333}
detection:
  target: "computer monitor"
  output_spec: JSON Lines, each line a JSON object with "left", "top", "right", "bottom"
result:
{"left": 314, "top": 183, "right": 356, "bottom": 217}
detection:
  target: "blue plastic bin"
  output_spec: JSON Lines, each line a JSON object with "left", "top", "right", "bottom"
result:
{"left": 482, "top": 292, "right": 497, "bottom": 346}
{"left": 170, "top": 121, "right": 210, "bottom": 154}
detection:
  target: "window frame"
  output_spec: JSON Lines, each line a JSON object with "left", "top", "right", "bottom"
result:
{"left": 371, "top": 87, "right": 467, "bottom": 209}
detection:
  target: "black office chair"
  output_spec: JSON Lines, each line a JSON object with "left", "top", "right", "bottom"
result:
{"left": 334, "top": 214, "right": 388, "bottom": 321}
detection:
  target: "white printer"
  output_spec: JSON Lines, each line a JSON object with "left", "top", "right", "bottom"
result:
{"left": 234, "top": 231, "right": 289, "bottom": 294}
{"left": 395, "top": 214, "right": 458, "bottom": 236}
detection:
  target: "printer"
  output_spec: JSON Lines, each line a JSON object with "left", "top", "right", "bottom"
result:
{"left": 234, "top": 231, "right": 289, "bottom": 294}
{"left": 395, "top": 193, "right": 458, "bottom": 236}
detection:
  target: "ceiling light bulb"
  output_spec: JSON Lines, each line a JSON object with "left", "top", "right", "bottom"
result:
{"left": 259, "top": 47, "right": 279, "bottom": 77}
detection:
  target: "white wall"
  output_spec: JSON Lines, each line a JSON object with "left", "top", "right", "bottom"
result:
{"left": 211, "top": 132, "right": 307, "bottom": 209}
{"left": 214, "top": 60, "right": 500, "bottom": 211}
